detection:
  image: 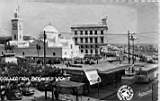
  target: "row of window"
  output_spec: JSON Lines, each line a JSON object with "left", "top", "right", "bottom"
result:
{"left": 81, "top": 49, "right": 98, "bottom": 54}
{"left": 20, "top": 52, "right": 56, "bottom": 56}
{"left": 79, "top": 45, "right": 98, "bottom": 49}
{"left": 75, "top": 37, "right": 104, "bottom": 43}
{"left": 74, "top": 30, "right": 104, "bottom": 35}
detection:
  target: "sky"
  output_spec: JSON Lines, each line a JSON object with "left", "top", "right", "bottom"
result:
{"left": 0, "top": 0, "right": 158, "bottom": 44}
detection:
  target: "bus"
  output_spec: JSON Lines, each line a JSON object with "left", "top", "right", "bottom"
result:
{"left": 135, "top": 64, "right": 158, "bottom": 83}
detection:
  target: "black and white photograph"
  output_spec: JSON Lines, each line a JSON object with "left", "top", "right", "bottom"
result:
{"left": 0, "top": 0, "right": 159, "bottom": 101}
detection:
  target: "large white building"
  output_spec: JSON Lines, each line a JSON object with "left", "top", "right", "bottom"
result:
{"left": 71, "top": 17, "right": 108, "bottom": 56}
{"left": 39, "top": 24, "right": 83, "bottom": 58}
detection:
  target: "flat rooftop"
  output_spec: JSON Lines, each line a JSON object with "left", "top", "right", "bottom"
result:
{"left": 56, "top": 62, "right": 131, "bottom": 73}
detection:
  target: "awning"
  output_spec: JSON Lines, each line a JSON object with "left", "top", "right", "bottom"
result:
{"left": 55, "top": 80, "right": 85, "bottom": 88}
{"left": 84, "top": 69, "right": 101, "bottom": 85}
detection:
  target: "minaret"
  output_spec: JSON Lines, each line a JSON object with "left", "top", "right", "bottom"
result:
{"left": 11, "top": 3, "right": 23, "bottom": 41}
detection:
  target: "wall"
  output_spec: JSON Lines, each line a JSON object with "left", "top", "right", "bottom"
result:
{"left": 13, "top": 47, "right": 62, "bottom": 58}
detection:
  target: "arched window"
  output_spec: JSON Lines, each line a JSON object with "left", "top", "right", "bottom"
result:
{"left": 22, "top": 52, "right": 25, "bottom": 56}
{"left": 14, "top": 35, "right": 16, "bottom": 40}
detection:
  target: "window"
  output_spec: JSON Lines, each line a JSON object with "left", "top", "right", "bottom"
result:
{"left": 81, "top": 49, "right": 83, "bottom": 53}
{"left": 75, "top": 38, "right": 77, "bottom": 44}
{"left": 85, "top": 30, "right": 88, "bottom": 35}
{"left": 80, "top": 31, "right": 83, "bottom": 35}
{"left": 14, "top": 35, "right": 16, "bottom": 40}
{"left": 85, "top": 45, "right": 88, "bottom": 48}
{"left": 100, "top": 37, "right": 104, "bottom": 43}
{"left": 75, "top": 31, "right": 77, "bottom": 35}
{"left": 90, "top": 30, "right": 93, "bottom": 35}
{"left": 90, "top": 49, "right": 93, "bottom": 54}
{"left": 101, "top": 30, "right": 104, "bottom": 35}
{"left": 22, "top": 52, "right": 25, "bottom": 56}
{"left": 95, "top": 45, "right": 98, "bottom": 48}
{"left": 80, "top": 38, "right": 83, "bottom": 43}
{"left": 70, "top": 44, "right": 73, "bottom": 49}
{"left": 85, "top": 49, "right": 88, "bottom": 53}
{"left": 85, "top": 38, "right": 88, "bottom": 43}
{"left": 81, "top": 45, "right": 84, "bottom": 48}
{"left": 53, "top": 52, "right": 56, "bottom": 56}
{"left": 95, "top": 37, "right": 98, "bottom": 43}
{"left": 95, "top": 30, "right": 97, "bottom": 35}
{"left": 90, "top": 45, "right": 93, "bottom": 48}
{"left": 90, "top": 38, "right": 93, "bottom": 43}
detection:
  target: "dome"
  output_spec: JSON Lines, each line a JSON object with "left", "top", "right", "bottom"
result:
{"left": 43, "top": 25, "right": 59, "bottom": 34}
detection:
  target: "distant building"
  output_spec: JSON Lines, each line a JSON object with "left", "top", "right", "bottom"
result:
{"left": 4, "top": 6, "right": 83, "bottom": 59}
{"left": 8, "top": 24, "right": 83, "bottom": 59}
{"left": 71, "top": 17, "right": 108, "bottom": 56}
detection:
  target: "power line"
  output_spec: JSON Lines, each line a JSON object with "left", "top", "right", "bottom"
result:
{"left": 104, "top": 32, "right": 159, "bottom": 36}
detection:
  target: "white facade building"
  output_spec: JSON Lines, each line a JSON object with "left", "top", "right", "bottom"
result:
{"left": 41, "top": 24, "right": 84, "bottom": 59}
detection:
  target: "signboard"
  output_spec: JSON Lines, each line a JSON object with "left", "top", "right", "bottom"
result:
{"left": 84, "top": 69, "right": 101, "bottom": 85}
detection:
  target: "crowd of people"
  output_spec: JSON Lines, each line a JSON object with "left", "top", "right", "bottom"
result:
{"left": 0, "top": 58, "right": 66, "bottom": 100}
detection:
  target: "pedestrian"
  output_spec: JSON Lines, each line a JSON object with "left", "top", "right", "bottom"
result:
{"left": 54, "top": 88, "right": 59, "bottom": 100}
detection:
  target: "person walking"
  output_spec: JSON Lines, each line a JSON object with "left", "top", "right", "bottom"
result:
{"left": 54, "top": 88, "right": 59, "bottom": 100}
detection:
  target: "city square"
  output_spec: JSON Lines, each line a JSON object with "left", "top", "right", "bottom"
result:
{"left": 0, "top": 0, "right": 158, "bottom": 101}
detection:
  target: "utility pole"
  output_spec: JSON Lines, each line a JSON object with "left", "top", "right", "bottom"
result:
{"left": 131, "top": 33, "right": 136, "bottom": 64}
{"left": 132, "top": 38, "right": 134, "bottom": 64}
{"left": 128, "top": 31, "right": 131, "bottom": 64}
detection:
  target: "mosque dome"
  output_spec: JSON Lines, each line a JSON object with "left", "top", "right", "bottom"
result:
{"left": 43, "top": 24, "right": 59, "bottom": 34}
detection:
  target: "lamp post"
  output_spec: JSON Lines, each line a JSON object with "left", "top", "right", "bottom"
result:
{"left": 43, "top": 30, "right": 47, "bottom": 99}
{"left": 128, "top": 31, "right": 131, "bottom": 64}
{"left": 43, "top": 30, "right": 46, "bottom": 68}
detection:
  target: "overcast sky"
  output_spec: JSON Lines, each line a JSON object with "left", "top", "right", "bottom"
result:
{"left": 0, "top": 0, "right": 158, "bottom": 44}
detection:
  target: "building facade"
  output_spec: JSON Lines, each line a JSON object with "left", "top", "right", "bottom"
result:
{"left": 71, "top": 17, "right": 108, "bottom": 56}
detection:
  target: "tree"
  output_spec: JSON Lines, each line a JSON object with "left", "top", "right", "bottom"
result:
{"left": 36, "top": 44, "right": 41, "bottom": 57}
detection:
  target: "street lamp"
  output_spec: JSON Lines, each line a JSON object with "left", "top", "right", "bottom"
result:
{"left": 43, "top": 30, "right": 47, "bottom": 99}
{"left": 43, "top": 30, "right": 46, "bottom": 67}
